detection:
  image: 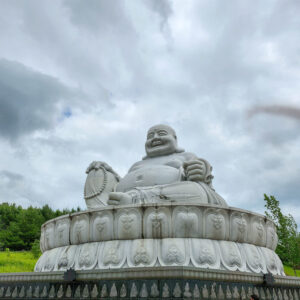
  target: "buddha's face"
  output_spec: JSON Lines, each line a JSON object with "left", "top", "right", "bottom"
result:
{"left": 145, "top": 125, "right": 177, "bottom": 157}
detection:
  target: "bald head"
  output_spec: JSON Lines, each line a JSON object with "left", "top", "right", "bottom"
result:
{"left": 145, "top": 124, "right": 178, "bottom": 157}
{"left": 147, "top": 124, "right": 177, "bottom": 139}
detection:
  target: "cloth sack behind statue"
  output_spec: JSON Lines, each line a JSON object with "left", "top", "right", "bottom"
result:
{"left": 84, "top": 167, "right": 118, "bottom": 208}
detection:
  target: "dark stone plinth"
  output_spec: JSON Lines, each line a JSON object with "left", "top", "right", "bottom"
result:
{"left": 0, "top": 267, "right": 300, "bottom": 299}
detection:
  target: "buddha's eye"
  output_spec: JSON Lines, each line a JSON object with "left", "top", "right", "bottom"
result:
{"left": 158, "top": 130, "right": 168, "bottom": 136}
{"left": 147, "top": 132, "right": 154, "bottom": 139}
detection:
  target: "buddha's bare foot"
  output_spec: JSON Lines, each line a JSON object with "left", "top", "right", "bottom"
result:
{"left": 108, "top": 192, "right": 132, "bottom": 205}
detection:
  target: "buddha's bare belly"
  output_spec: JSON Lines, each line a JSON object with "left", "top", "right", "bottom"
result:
{"left": 116, "top": 165, "right": 181, "bottom": 192}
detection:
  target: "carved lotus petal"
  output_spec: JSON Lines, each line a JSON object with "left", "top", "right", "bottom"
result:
{"left": 190, "top": 238, "right": 220, "bottom": 269}
{"left": 230, "top": 213, "right": 248, "bottom": 243}
{"left": 115, "top": 208, "right": 142, "bottom": 239}
{"left": 42, "top": 247, "right": 61, "bottom": 272}
{"left": 242, "top": 243, "right": 266, "bottom": 273}
{"left": 70, "top": 214, "right": 89, "bottom": 245}
{"left": 98, "top": 240, "right": 126, "bottom": 269}
{"left": 173, "top": 206, "right": 201, "bottom": 238}
{"left": 90, "top": 211, "right": 113, "bottom": 242}
{"left": 127, "top": 239, "right": 157, "bottom": 267}
{"left": 260, "top": 247, "right": 280, "bottom": 275}
{"left": 76, "top": 243, "right": 99, "bottom": 270}
{"left": 44, "top": 223, "right": 55, "bottom": 250}
{"left": 219, "top": 241, "right": 246, "bottom": 272}
{"left": 57, "top": 245, "right": 77, "bottom": 271}
{"left": 55, "top": 218, "right": 70, "bottom": 247}
{"left": 158, "top": 238, "right": 189, "bottom": 266}
{"left": 144, "top": 207, "right": 171, "bottom": 239}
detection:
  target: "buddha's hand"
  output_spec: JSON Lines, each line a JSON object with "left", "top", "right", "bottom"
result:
{"left": 107, "top": 192, "right": 132, "bottom": 205}
{"left": 86, "top": 161, "right": 120, "bottom": 180}
{"left": 183, "top": 159, "right": 206, "bottom": 182}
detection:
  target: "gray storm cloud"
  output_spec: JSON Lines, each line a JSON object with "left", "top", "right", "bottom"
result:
{"left": 0, "top": 59, "right": 70, "bottom": 141}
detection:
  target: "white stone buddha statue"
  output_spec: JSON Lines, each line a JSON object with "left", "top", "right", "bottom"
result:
{"left": 84, "top": 124, "right": 227, "bottom": 208}
{"left": 36, "top": 124, "right": 284, "bottom": 277}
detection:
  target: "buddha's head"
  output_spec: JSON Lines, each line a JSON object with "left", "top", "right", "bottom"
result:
{"left": 145, "top": 124, "right": 179, "bottom": 158}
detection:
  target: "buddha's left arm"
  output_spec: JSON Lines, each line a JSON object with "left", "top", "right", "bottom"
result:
{"left": 182, "top": 153, "right": 207, "bottom": 183}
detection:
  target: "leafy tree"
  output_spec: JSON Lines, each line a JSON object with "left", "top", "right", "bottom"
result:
{"left": 40, "top": 204, "right": 56, "bottom": 221}
{"left": 0, "top": 203, "right": 22, "bottom": 230}
{"left": 0, "top": 203, "right": 23, "bottom": 250}
{"left": 3, "top": 221, "right": 26, "bottom": 250}
{"left": 17, "top": 207, "right": 45, "bottom": 250}
{"left": 264, "top": 194, "right": 300, "bottom": 276}
{"left": 0, "top": 203, "right": 82, "bottom": 251}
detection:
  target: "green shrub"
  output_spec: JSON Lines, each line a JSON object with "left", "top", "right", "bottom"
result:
{"left": 31, "top": 240, "right": 41, "bottom": 259}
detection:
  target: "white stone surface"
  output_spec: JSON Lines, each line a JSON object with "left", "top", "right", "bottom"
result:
{"left": 90, "top": 211, "right": 113, "bottom": 242}
{"left": 34, "top": 238, "right": 285, "bottom": 275}
{"left": 70, "top": 213, "right": 89, "bottom": 245}
{"left": 190, "top": 239, "right": 220, "bottom": 269}
{"left": 54, "top": 216, "right": 70, "bottom": 248}
{"left": 39, "top": 204, "right": 278, "bottom": 251}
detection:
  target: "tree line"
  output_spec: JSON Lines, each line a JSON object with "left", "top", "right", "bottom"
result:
{"left": 264, "top": 194, "right": 300, "bottom": 275}
{"left": 0, "top": 203, "right": 80, "bottom": 251}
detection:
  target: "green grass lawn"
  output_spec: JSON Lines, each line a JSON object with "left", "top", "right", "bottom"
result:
{"left": 0, "top": 251, "right": 39, "bottom": 273}
{"left": 284, "top": 265, "right": 300, "bottom": 277}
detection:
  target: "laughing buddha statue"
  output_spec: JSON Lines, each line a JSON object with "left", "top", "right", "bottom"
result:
{"left": 84, "top": 124, "right": 227, "bottom": 209}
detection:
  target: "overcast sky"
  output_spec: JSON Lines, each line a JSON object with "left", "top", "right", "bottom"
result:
{"left": 0, "top": 0, "right": 299, "bottom": 225}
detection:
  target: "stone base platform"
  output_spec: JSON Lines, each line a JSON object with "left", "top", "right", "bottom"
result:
{"left": 1, "top": 267, "right": 300, "bottom": 299}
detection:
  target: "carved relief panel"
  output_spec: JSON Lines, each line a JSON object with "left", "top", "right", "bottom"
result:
{"left": 204, "top": 209, "right": 228, "bottom": 240}
{"left": 260, "top": 247, "right": 280, "bottom": 275}
{"left": 190, "top": 239, "right": 220, "bottom": 269}
{"left": 143, "top": 207, "right": 171, "bottom": 239}
{"left": 172, "top": 206, "right": 201, "bottom": 238}
{"left": 76, "top": 242, "right": 99, "bottom": 270}
{"left": 70, "top": 214, "right": 90, "bottom": 245}
{"left": 98, "top": 240, "right": 126, "bottom": 269}
{"left": 230, "top": 212, "right": 248, "bottom": 243}
{"left": 158, "top": 238, "right": 189, "bottom": 266}
{"left": 266, "top": 221, "right": 278, "bottom": 250}
{"left": 42, "top": 248, "right": 62, "bottom": 272}
{"left": 127, "top": 239, "right": 157, "bottom": 267}
{"left": 55, "top": 217, "right": 70, "bottom": 247}
{"left": 219, "top": 241, "right": 245, "bottom": 272}
{"left": 90, "top": 211, "right": 113, "bottom": 242}
{"left": 44, "top": 222, "right": 55, "bottom": 250}
{"left": 114, "top": 208, "right": 142, "bottom": 239}
{"left": 249, "top": 216, "right": 266, "bottom": 247}
{"left": 241, "top": 244, "right": 266, "bottom": 274}
{"left": 57, "top": 245, "right": 78, "bottom": 271}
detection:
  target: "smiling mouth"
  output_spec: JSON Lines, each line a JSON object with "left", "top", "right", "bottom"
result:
{"left": 151, "top": 140, "right": 163, "bottom": 147}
